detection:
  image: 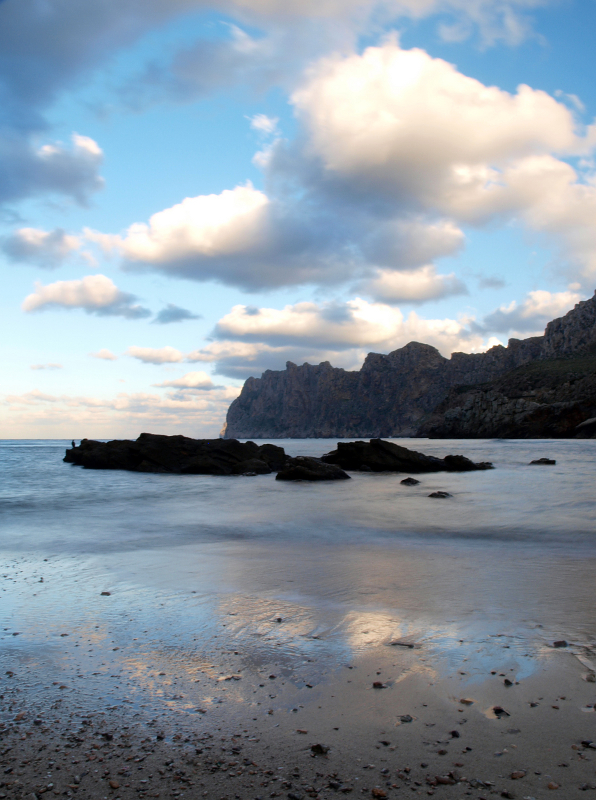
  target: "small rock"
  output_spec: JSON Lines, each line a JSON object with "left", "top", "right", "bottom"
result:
{"left": 100, "top": 592, "right": 111, "bottom": 596}
{"left": 504, "top": 678, "right": 514, "bottom": 686}
{"left": 459, "top": 698, "right": 474, "bottom": 705}
{"left": 435, "top": 776, "right": 455, "bottom": 785}
{"left": 547, "top": 782, "right": 560, "bottom": 790}
{"left": 371, "top": 790, "right": 387, "bottom": 799}
{"left": 553, "top": 640, "right": 568, "bottom": 648}
{"left": 493, "top": 706, "right": 510, "bottom": 717}
{"left": 450, "top": 730, "right": 460, "bottom": 738}
{"left": 389, "top": 639, "right": 418, "bottom": 648}
{"left": 511, "top": 770, "right": 526, "bottom": 779}
{"left": 530, "top": 458, "right": 556, "bottom": 465}
{"left": 310, "top": 743, "right": 329, "bottom": 755}
{"left": 372, "top": 681, "right": 385, "bottom": 689}
{"left": 399, "top": 715, "right": 413, "bottom": 723}
{"left": 428, "top": 491, "right": 452, "bottom": 499}
{"left": 400, "top": 477, "right": 420, "bottom": 486}
{"left": 108, "top": 780, "right": 120, "bottom": 789}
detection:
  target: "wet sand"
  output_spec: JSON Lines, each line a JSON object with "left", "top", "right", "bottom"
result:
{"left": 2, "top": 585, "right": 596, "bottom": 800}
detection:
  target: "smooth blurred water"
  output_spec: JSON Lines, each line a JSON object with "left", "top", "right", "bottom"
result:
{"left": 1, "top": 437, "right": 595, "bottom": 715}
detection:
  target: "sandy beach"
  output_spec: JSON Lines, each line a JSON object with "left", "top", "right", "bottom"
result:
{"left": 2, "top": 621, "right": 596, "bottom": 800}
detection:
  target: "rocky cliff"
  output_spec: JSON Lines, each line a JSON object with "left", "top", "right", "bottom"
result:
{"left": 224, "top": 292, "right": 596, "bottom": 439}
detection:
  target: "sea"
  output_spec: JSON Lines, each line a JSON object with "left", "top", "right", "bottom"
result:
{"left": 1, "top": 437, "right": 595, "bottom": 718}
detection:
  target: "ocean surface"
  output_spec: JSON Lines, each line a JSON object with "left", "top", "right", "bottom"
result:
{"left": 1, "top": 437, "right": 595, "bottom": 718}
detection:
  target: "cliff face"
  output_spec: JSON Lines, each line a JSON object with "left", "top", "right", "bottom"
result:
{"left": 223, "top": 292, "right": 596, "bottom": 439}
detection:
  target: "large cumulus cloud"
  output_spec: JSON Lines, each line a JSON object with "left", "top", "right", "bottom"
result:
{"left": 76, "top": 39, "right": 596, "bottom": 299}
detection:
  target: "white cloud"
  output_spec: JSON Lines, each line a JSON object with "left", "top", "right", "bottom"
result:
{"left": 290, "top": 39, "right": 588, "bottom": 219}
{"left": 248, "top": 114, "right": 279, "bottom": 135}
{"left": 92, "top": 183, "right": 269, "bottom": 262}
{"left": 213, "top": 297, "right": 486, "bottom": 353}
{"left": 126, "top": 345, "right": 184, "bottom": 364}
{"left": 90, "top": 349, "right": 118, "bottom": 361}
{"left": 30, "top": 363, "right": 63, "bottom": 371}
{"left": 358, "top": 264, "right": 467, "bottom": 303}
{"left": 22, "top": 275, "right": 151, "bottom": 319}
{"left": 153, "top": 371, "right": 215, "bottom": 389}
{"left": 1, "top": 228, "right": 81, "bottom": 269}
{"left": 1, "top": 384, "right": 241, "bottom": 440}
{"left": 481, "top": 289, "right": 582, "bottom": 334}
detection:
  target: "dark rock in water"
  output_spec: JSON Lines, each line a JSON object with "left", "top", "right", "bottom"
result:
{"left": 400, "top": 477, "right": 420, "bottom": 486}
{"left": 321, "top": 439, "right": 493, "bottom": 473}
{"left": 231, "top": 458, "right": 271, "bottom": 475}
{"left": 529, "top": 457, "right": 556, "bottom": 465}
{"left": 428, "top": 491, "right": 452, "bottom": 498}
{"left": 276, "top": 457, "right": 350, "bottom": 482}
{"left": 553, "top": 640, "right": 568, "bottom": 648}
{"left": 64, "top": 433, "right": 287, "bottom": 475}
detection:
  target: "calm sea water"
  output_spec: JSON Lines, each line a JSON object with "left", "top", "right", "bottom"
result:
{"left": 1, "top": 438, "right": 595, "bottom": 715}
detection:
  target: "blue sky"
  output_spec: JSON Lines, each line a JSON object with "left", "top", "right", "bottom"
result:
{"left": 2, "top": 0, "right": 596, "bottom": 438}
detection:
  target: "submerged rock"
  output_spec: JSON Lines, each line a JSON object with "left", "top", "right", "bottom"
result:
{"left": 400, "top": 477, "right": 420, "bottom": 486}
{"left": 64, "top": 433, "right": 287, "bottom": 475}
{"left": 321, "top": 439, "right": 493, "bottom": 473}
{"left": 530, "top": 457, "right": 556, "bottom": 465}
{"left": 276, "top": 457, "right": 350, "bottom": 482}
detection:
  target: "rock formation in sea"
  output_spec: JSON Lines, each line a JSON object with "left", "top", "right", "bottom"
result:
{"left": 63, "top": 434, "right": 492, "bottom": 478}
{"left": 223, "top": 292, "right": 596, "bottom": 439}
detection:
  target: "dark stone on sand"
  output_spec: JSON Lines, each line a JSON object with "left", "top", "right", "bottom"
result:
{"left": 530, "top": 457, "right": 556, "bottom": 465}
{"left": 553, "top": 640, "right": 568, "bottom": 648}
{"left": 275, "top": 457, "right": 350, "bottom": 482}
{"left": 400, "top": 477, "right": 420, "bottom": 486}
{"left": 321, "top": 439, "right": 493, "bottom": 473}
{"left": 429, "top": 491, "right": 452, "bottom": 499}
{"left": 64, "top": 433, "right": 287, "bottom": 475}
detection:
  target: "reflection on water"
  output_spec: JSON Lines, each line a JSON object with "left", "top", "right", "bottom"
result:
{"left": 1, "top": 438, "right": 595, "bottom": 719}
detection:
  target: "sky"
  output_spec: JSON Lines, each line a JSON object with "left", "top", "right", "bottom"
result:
{"left": 2, "top": 0, "right": 596, "bottom": 439}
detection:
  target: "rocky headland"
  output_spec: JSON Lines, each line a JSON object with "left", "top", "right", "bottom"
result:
{"left": 224, "top": 292, "right": 596, "bottom": 439}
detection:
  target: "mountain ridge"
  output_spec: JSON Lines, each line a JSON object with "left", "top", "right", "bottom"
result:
{"left": 223, "top": 292, "right": 596, "bottom": 439}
